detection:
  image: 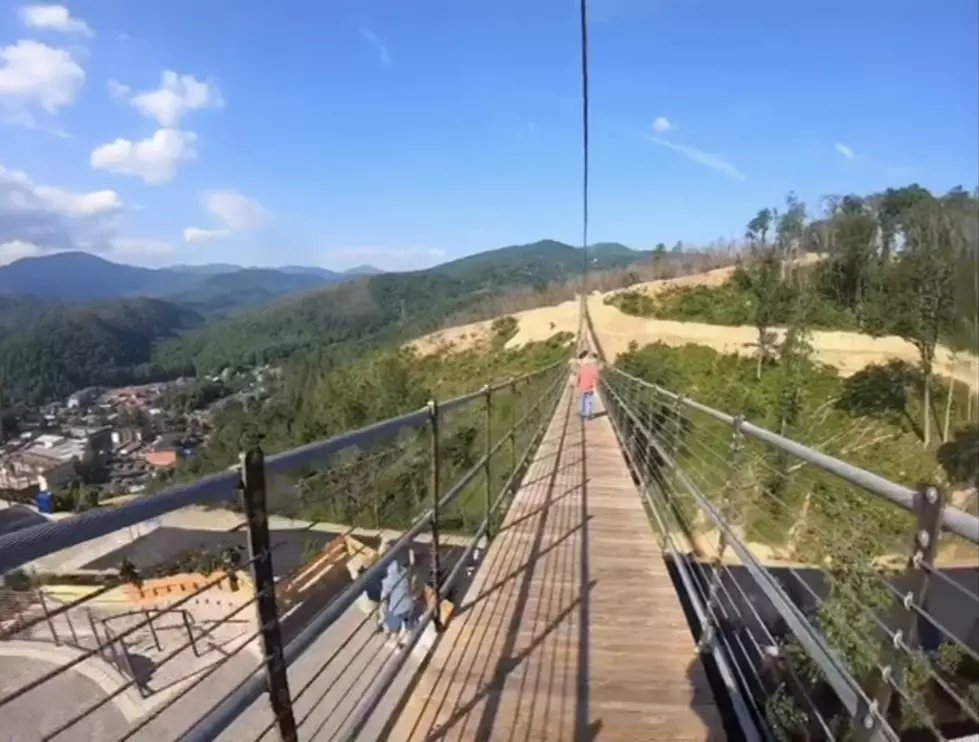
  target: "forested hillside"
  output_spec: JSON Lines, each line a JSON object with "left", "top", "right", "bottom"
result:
{"left": 157, "top": 325, "right": 574, "bottom": 527}
{"left": 431, "top": 239, "right": 646, "bottom": 288}
{"left": 0, "top": 251, "right": 349, "bottom": 314}
{"left": 0, "top": 299, "right": 201, "bottom": 405}
{"left": 163, "top": 268, "right": 330, "bottom": 318}
{"left": 0, "top": 295, "right": 52, "bottom": 339}
{"left": 155, "top": 240, "right": 709, "bottom": 376}
{"left": 0, "top": 238, "right": 663, "bottom": 407}
{"left": 155, "top": 271, "right": 477, "bottom": 375}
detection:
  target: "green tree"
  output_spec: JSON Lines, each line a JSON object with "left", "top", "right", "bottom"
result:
{"left": 888, "top": 199, "right": 960, "bottom": 445}
{"left": 776, "top": 193, "right": 806, "bottom": 280}
{"left": 826, "top": 196, "right": 880, "bottom": 329}
{"left": 746, "top": 208, "right": 774, "bottom": 247}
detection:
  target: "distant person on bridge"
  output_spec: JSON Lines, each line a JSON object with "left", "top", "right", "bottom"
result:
{"left": 378, "top": 539, "right": 416, "bottom": 650}
{"left": 576, "top": 350, "right": 599, "bottom": 419}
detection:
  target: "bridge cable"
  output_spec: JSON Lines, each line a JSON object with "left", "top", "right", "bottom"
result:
{"left": 579, "top": 0, "right": 590, "bottom": 300}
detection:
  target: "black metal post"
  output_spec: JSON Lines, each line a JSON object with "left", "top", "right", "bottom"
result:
{"left": 66, "top": 608, "right": 79, "bottom": 646}
{"left": 428, "top": 400, "right": 443, "bottom": 632}
{"left": 484, "top": 385, "right": 493, "bottom": 541}
{"left": 240, "top": 448, "right": 298, "bottom": 742}
{"left": 863, "top": 483, "right": 944, "bottom": 738}
{"left": 182, "top": 610, "right": 200, "bottom": 657}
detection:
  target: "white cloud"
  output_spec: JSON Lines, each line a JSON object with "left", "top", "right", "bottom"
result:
{"left": 130, "top": 70, "right": 223, "bottom": 127}
{"left": 0, "top": 238, "right": 42, "bottom": 265}
{"left": 33, "top": 184, "right": 122, "bottom": 215}
{"left": 0, "top": 161, "right": 124, "bottom": 259}
{"left": 648, "top": 135, "right": 746, "bottom": 181}
{"left": 834, "top": 142, "right": 855, "bottom": 160}
{"left": 19, "top": 5, "right": 93, "bottom": 37}
{"left": 0, "top": 162, "right": 122, "bottom": 216}
{"left": 359, "top": 27, "right": 391, "bottom": 65}
{"left": 652, "top": 116, "right": 673, "bottom": 133}
{"left": 203, "top": 190, "right": 268, "bottom": 229}
{"left": 90, "top": 128, "right": 198, "bottom": 184}
{"left": 0, "top": 107, "right": 70, "bottom": 138}
{"left": 107, "top": 79, "right": 130, "bottom": 99}
{"left": 183, "top": 226, "right": 231, "bottom": 242}
{"left": 0, "top": 40, "right": 85, "bottom": 115}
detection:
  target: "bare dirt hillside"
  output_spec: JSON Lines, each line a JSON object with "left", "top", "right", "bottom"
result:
{"left": 409, "top": 261, "right": 977, "bottom": 393}
{"left": 410, "top": 300, "right": 582, "bottom": 356}
{"left": 609, "top": 251, "right": 826, "bottom": 300}
{"left": 584, "top": 294, "right": 978, "bottom": 392}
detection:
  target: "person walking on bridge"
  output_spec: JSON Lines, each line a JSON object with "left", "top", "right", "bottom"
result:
{"left": 379, "top": 541, "right": 416, "bottom": 650}
{"left": 576, "top": 351, "right": 599, "bottom": 420}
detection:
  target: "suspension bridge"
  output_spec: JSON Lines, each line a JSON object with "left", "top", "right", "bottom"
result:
{"left": 0, "top": 310, "right": 976, "bottom": 742}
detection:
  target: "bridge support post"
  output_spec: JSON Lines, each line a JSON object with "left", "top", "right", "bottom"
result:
{"left": 483, "top": 385, "right": 493, "bottom": 541}
{"left": 861, "top": 483, "right": 944, "bottom": 738}
{"left": 428, "top": 400, "right": 443, "bottom": 633}
{"left": 240, "top": 448, "right": 298, "bottom": 742}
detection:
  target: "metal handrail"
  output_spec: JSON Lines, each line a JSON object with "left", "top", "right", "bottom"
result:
{"left": 584, "top": 304, "right": 979, "bottom": 741}
{"left": 601, "top": 378, "right": 879, "bottom": 720}
{"left": 602, "top": 364, "right": 979, "bottom": 545}
{"left": 183, "top": 359, "right": 571, "bottom": 741}
{"left": 0, "top": 360, "right": 567, "bottom": 573}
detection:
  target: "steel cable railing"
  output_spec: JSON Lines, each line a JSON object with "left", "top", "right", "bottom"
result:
{"left": 599, "top": 360, "right": 979, "bottom": 742}
{"left": 190, "top": 362, "right": 570, "bottom": 742}
{"left": 0, "top": 352, "right": 571, "bottom": 742}
{"left": 0, "top": 352, "right": 567, "bottom": 739}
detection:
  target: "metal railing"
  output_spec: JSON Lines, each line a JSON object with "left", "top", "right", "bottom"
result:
{"left": 600, "top": 360, "right": 979, "bottom": 742}
{"left": 0, "top": 356, "right": 570, "bottom": 741}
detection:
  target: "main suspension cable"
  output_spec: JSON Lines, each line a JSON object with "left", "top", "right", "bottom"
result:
{"left": 579, "top": 0, "right": 591, "bottom": 299}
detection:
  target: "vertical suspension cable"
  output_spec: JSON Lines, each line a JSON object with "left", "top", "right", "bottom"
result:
{"left": 579, "top": 0, "right": 590, "bottom": 301}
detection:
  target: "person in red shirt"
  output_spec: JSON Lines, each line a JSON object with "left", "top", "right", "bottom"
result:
{"left": 576, "top": 351, "right": 599, "bottom": 419}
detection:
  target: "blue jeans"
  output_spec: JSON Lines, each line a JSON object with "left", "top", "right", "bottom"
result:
{"left": 384, "top": 609, "right": 415, "bottom": 633}
{"left": 579, "top": 391, "right": 594, "bottom": 418}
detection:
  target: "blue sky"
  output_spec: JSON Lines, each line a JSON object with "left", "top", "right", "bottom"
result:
{"left": 0, "top": 0, "right": 976, "bottom": 270}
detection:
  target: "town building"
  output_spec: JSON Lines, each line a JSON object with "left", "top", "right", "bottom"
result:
{"left": 0, "top": 434, "right": 89, "bottom": 492}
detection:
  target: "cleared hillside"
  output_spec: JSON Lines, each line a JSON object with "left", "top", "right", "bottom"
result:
{"left": 410, "top": 263, "right": 978, "bottom": 393}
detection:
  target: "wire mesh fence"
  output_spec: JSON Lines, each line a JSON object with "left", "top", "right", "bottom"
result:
{"left": 0, "top": 357, "right": 570, "bottom": 742}
{"left": 601, "top": 363, "right": 979, "bottom": 742}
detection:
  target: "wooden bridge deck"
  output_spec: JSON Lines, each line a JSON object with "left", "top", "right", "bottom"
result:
{"left": 390, "top": 385, "right": 724, "bottom": 741}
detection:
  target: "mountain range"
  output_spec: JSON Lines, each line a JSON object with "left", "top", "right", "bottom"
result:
{"left": 0, "top": 239, "right": 652, "bottom": 407}
{"left": 0, "top": 252, "right": 385, "bottom": 309}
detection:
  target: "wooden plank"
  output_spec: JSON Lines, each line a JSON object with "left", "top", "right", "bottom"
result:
{"left": 391, "top": 384, "right": 725, "bottom": 741}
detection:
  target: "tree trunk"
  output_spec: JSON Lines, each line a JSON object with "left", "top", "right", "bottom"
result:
{"left": 756, "top": 329, "right": 764, "bottom": 380}
{"left": 786, "top": 489, "right": 813, "bottom": 557}
{"left": 942, "top": 372, "right": 954, "bottom": 443}
{"left": 923, "top": 363, "right": 932, "bottom": 447}
{"left": 972, "top": 357, "right": 979, "bottom": 422}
